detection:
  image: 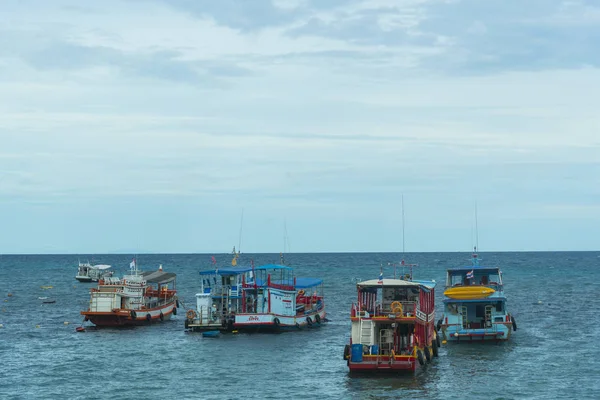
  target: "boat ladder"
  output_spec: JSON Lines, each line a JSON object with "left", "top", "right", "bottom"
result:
{"left": 460, "top": 306, "right": 468, "bottom": 329}
{"left": 359, "top": 319, "right": 373, "bottom": 346}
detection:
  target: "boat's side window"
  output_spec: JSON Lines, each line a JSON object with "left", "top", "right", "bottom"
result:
{"left": 496, "top": 302, "right": 503, "bottom": 312}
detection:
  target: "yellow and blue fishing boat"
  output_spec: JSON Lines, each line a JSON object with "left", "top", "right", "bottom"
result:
{"left": 438, "top": 248, "right": 516, "bottom": 342}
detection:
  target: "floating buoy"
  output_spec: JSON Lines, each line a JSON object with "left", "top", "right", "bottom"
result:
{"left": 40, "top": 286, "right": 53, "bottom": 289}
{"left": 75, "top": 326, "right": 85, "bottom": 332}
{"left": 232, "top": 330, "right": 239, "bottom": 334}
{"left": 442, "top": 340, "right": 447, "bottom": 345}
{"left": 0, "top": 324, "right": 4, "bottom": 328}
{"left": 7, "top": 293, "right": 12, "bottom": 297}
{"left": 35, "top": 325, "right": 40, "bottom": 329}
{"left": 64, "top": 321, "right": 70, "bottom": 325}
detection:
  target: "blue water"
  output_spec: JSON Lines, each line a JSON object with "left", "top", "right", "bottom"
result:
{"left": 1, "top": 252, "right": 599, "bottom": 399}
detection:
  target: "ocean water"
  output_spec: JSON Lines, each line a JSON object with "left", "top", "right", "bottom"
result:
{"left": 1, "top": 251, "right": 599, "bottom": 400}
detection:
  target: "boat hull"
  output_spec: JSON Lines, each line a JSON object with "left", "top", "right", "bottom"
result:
{"left": 441, "top": 322, "right": 512, "bottom": 342}
{"left": 443, "top": 285, "right": 495, "bottom": 300}
{"left": 233, "top": 308, "right": 326, "bottom": 332}
{"left": 347, "top": 356, "right": 417, "bottom": 372}
{"left": 82, "top": 301, "right": 176, "bottom": 327}
{"left": 75, "top": 276, "right": 94, "bottom": 282}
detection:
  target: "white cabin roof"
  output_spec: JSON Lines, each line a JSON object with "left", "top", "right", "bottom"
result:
{"left": 357, "top": 278, "right": 420, "bottom": 288}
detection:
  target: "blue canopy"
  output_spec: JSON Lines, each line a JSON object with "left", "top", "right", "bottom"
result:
{"left": 199, "top": 266, "right": 253, "bottom": 276}
{"left": 248, "top": 277, "right": 322, "bottom": 289}
{"left": 295, "top": 277, "right": 323, "bottom": 288}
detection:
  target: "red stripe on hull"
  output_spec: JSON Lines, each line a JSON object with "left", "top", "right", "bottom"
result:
{"left": 348, "top": 360, "right": 417, "bottom": 372}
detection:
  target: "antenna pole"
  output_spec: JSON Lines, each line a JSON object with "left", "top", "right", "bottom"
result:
{"left": 238, "top": 208, "right": 244, "bottom": 254}
{"left": 475, "top": 202, "right": 479, "bottom": 252}
{"left": 402, "top": 194, "right": 405, "bottom": 256}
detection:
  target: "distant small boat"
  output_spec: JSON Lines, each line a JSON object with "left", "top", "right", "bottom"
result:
{"left": 42, "top": 299, "right": 56, "bottom": 304}
{"left": 202, "top": 330, "right": 220, "bottom": 338}
{"left": 40, "top": 286, "right": 53, "bottom": 289}
{"left": 76, "top": 261, "right": 113, "bottom": 282}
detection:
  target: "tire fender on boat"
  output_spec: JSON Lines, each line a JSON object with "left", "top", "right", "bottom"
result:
{"left": 130, "top": 310, "right": 137, "bottom": 320}
{"left": 343, "top": 344, "right": 350, "bottom": 360}
{"left": 416, "top": 349, "right": 425, "bottom": 366}
{"left": 295, "top": 322, "right": 301, "bottom": 330}
{"left": 315, "top": 314, "right": 321, "bottom": 324}
{"left": 146, "top": 313, "right": 151, "bottom": 322}
{"left": 511, "top": 315, "right": 517, "bottom": 331}
{"left": 306, "top": 316, "right": 313, "bottom": 326}
{"left": 159, "top": 312, "right": 164, "bottom": 321}
{"left": 176, "top": 299, "right": 180, "bottom": 308}
{"left": 436, "top": 333, "right": 442, "bottom": 348}
{"left": 432, "top": 336, "right": 439, "bottom": 357}
{"left": 173, "top": 306, "right": 177, "bottom": 316}
{"left": 273, "top": 317, "right": 280, "bottom": 327}
{"left": 436, "top": 318, "right": 443, "bottom": 332}
{"left": 424, "top": 346, "right": 432, "bottom": 362}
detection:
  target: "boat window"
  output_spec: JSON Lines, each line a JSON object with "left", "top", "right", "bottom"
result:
{"left": 496, "top": 302, "right": 503, "bottom": 312}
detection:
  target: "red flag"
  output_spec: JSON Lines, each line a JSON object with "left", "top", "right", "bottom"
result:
{"left": 211, "top": 256, "right": 216, "bottom": 265}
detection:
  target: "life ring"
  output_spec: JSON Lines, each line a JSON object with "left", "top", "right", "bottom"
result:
{"left": 159, "top": 312, "right": 164, "bottom": 321}
{"left": 273, "top": 317, "right": 280, "bottom": 327}
{"left": 306, "top": 316, "right": 313, "bottom": 326}
{"left": 511, "top": 315, "right": 517, "bottom": 331}
{"left": 186, "top": 309, "right": 196, "bottom": 320}
{"left": 416, "top": 349, "right": 425, "bottom": 366}
{"left": 424, "top": 346, "right": 432, "bottom": 362}
{"left": 315, "top": 314, "right": 321, "bottom": 324}
{"left": 391, "top": 301, "right": 403, "bottom": 315}
{"left": 130, "top": 310, "right": 137, "bottom": 320}
{"left": 298, "top": 290, "right": 305, "bottom": 296}
{"left": 146, "top": 313, "right": 151, "bottom": 322}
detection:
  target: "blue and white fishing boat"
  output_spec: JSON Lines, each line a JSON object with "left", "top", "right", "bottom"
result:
{"left": 438, "top": 248, "right": 517, "bottom": 342}
{"left": 185, "top": 250, "right": 326, "bottom": 333}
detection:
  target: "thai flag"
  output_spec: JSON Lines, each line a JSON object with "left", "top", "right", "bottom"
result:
{"left": 466, "top": 269, "right": 474, "bottom": 279}
{"left": 378, "top": 271, "right": 383, "bottom": 284}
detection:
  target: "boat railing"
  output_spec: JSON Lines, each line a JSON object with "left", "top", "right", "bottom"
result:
{"left": 350, "top": 301, "right": 417, "bottom": 318}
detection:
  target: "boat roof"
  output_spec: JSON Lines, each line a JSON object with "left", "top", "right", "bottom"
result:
{"left": 252, "top": 277, "right": 323, "bottom": 288}
{"left": 199, "top": 266, "right": 253, "bottom": 276}
{"left": 443, "top": 296, "right": 506, "bottom": 304}
{"left": 92, "top": 264, "right": 112, "bottom": 270}
{"left": 142, "top": 270, "right": 176, "bottom": 284}
{"left": 358, "top": 279, "right": 419, "bottom": 288}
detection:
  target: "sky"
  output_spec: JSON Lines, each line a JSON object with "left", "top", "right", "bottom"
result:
{"left": 1, "top": 0, "right": 599, "bottom": 254}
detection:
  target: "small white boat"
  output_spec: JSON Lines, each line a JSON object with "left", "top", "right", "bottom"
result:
{"left": 75, "top": 261, "right": 113, "bottom": 282}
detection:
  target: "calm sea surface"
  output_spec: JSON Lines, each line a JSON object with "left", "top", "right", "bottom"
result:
{"left": 1, "top": 252, "right": 599, "bottom": 400}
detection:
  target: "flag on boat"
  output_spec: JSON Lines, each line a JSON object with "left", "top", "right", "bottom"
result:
{"left": 211, "top": 256, "right": 216, "bottom": 265}
{"left": 130, "top": 259, "right": 136, "bottom": 269}
{"left": 466, "top": 269, "right": 474, "bottom": 279}
{"left": 378, "top": 270, "right": 383, "bottom": 284}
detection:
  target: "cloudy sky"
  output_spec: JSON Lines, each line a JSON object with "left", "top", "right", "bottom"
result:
{"left": 1, "top": 0, "right": 599, "bottom": 254}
